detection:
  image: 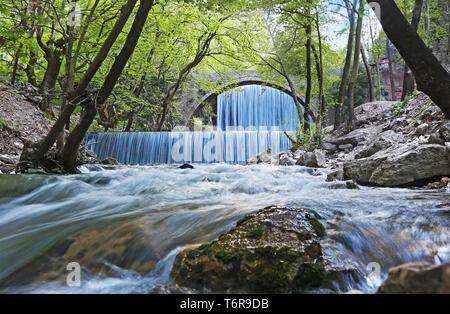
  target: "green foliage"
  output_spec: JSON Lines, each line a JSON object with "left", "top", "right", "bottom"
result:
{"left": 0, "top": 116, "right": 9, "bottom": 128}
{"left": 308, "top": 217, "right": 326, "bottom": 237}
{"left": 291, "top": 119, "right": 328, "bottom": 152}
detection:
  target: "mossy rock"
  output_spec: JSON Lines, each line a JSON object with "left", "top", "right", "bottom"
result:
{"left": 171, "top": 205, "right": 351, "bottom": 293}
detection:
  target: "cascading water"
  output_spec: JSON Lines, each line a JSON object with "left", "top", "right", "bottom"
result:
{"left": 85, "top": 85, "right": 300, "bottom": 164}
{"left": 217, "top": 85, "right": 299, "bottom": 131}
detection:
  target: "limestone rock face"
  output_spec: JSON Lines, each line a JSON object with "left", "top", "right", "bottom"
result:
{"left": 304, "top": 150, "right": 326, "bottom": 168}
{"left": 344, "top": 142, "right": 450, "bottom": 187}
{"left": 356, "top": 130, "right": 404, "bottom": 159}
{"left": 321, "top": 142, "right": 337, "bottom": 152}
{"left": 331, "top": 125, "right": 383, "bottom": 147}
{"left": 377, "top": 262, "right": 450, "bottom": 294}
{"left": 171, "top": 206, "right": 358, "bottom": 293}
{"left": 354, "top": 101, "right": 397, "bottom": 127}
{"left": 293, "top": 150, "right": 326, "bottom": 168}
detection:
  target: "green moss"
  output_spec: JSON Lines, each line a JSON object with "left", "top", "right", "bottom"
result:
{"left": 0, "top": 116, "right": 9, "bottom": 128}
{"left": 293, "top": 263, "right": 326, "bottom": 289}
{"left": 236, "top": 215, "right": 254, "bottom": 227}
{"left": 186, "top": 243, "right": 215, "bottom": 259}
{"left": 254, "top": 246, "right": 277, "bottom": 258}
{"left": 249, "top": 267, "right": 290, "bottom": 292}
{"left": 296, "top": 231, "right": 313, "bottom": 241}
{"left": 308, "top": 217, "right": 326, "bottom": 237}
{"left": 215, "top": 250, "right": 241, "bottom": 264}
{"left": 247, "top": 228, "right": 264, "bottom": 239}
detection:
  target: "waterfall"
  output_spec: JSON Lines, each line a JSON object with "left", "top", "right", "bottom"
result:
{"left": 217, "top": 85, "right": 299, "bottom": 131}
{"left": 85, "top": 85, "right": 300, "bottom": 164}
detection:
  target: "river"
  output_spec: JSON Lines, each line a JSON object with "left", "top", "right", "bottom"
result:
{"left": 0, "top": 164, "right": 448, "bottom": 293}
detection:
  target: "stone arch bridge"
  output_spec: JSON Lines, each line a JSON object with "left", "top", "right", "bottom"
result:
{"left": 179, "top": 71, "right": 306, "bottom": 128}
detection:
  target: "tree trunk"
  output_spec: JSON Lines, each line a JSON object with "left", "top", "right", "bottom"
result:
{"left": 60, "top": 0, "right": 155, "bottom": 172}
{"left": 11, "top": 44, "right": 23, "bottom": 86}
{"left": 24, "top": 48, "right": 38, "bottom": 86}
{"left": 361, "top": 47, "right": 375, "bottom": 102}
{"left": 366, "top": 0, "right": 450, "bottom": 118}
{"left": 315, "top": 10, "right": 326, "bottom": 121}
{"left": 334, "top": 0, "right": 358, "bottom": 130}
{"left": 401, "top": 0, "right": 423, "bottom": 100}
{"left": 31, "top": 0, "right": 139, "bottom": 161}
{"left": 303, "top": 22, "right": 313, "bottom": 133}
{"left": 347, "top": 0, "right": 364, "bottom": 130}
{"left": 385, "top": 39, "right": 396, "bottom": 101}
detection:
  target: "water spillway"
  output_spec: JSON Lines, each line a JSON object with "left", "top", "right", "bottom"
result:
{"left": 85, "top": 85, "right": 300, "bottom": 164}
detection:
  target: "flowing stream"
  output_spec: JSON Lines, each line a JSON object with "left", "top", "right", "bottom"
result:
{"left": 0, "top": 164, "right": 449, "bottom": 293}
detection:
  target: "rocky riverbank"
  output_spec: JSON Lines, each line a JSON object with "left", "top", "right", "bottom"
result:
{"left": 0, "top": 81, "right": 103, "bottom": 174}
{"left": 249, "top": 92, "right": 450, "bottom": 189}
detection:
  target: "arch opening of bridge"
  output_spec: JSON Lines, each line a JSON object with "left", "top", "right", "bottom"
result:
{"left": 187, "top": 79, "right": 305, "bottom": 129}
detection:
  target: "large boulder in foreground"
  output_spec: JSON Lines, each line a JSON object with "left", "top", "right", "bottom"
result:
{"left": 344, "top": 142, "right": 450, "bottom": 187}
{"left": 377, "top": 262, "right": 450, "bottom": 294}
{"left": 171, "top": 206, "right": 359, "bottom": 293}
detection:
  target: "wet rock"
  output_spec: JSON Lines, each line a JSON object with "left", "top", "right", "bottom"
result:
{"left": 171, "top": 206, "right": 358, "bottom": 293}
{"left": 179, "top": 164, "right": 194, "bottom": 169}
{"left": 26, "top": 168, "right": 47, "bottom": 175}
{"left": 100, "top": 157, "right": 119, "bottom": 165}
{"left": 270, "top": 155, "right": 280, "bottom": 166}
{"left": 326, "top": 165, "right": 345, "bottom": 182}
{"left": 247, "top": 149, "right": 277, "bottom": 165}
{"left": 344, "top": 142, "right": 450, "bottom": 187}
{"left": 439, "top": 121, "right": 450, "bottom": 142}
{"left": 304, "top": 150, "right": 326, "bottom": 168}
{"left": 356, "top": 130, "right": 404, "bottom": 159}
{"left": 247, "top": 157, "right": 258, "bottom": 165}
{"left": 257, "top": 148, "right": 272, "bottom": 164}
{"left": 328, "top": 180, "right": 360, "bottom": 190}
{"left": 279, "top": 154, "right": 296, "bottom": 166}
{"left": 80, "top": 164, "right": 104, "bottom": 172}
{"left": 377, "top": 262, "right": 450, "bottom": 294}
{"left": 77, "top": 146, "right": 100, "bottom": 166}
{"left": 425, "top": 177, "right": 450, "bottom": 190}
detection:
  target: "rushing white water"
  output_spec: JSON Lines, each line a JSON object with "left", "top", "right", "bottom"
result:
{"left": 84, "top": 85, "right": 302, "bottom": 165}
{"left": 0, "top": 165, "right": 449, "bottom": 293}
